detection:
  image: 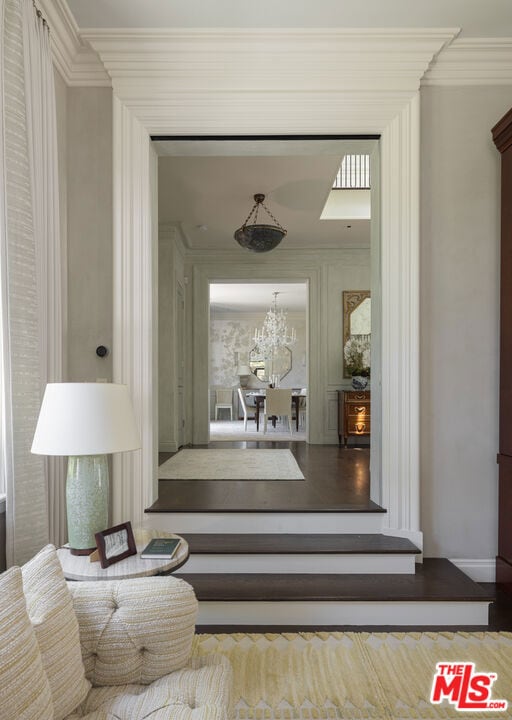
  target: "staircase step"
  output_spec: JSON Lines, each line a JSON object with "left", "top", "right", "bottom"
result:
{"left": 181, "top": 533, "right": 420, "bottom": 574}
{"left": 183, "top": 533, "right": 419, "bottom": 554}
{"left": 143, "top": 509, "right": 385, "bottom": 534}
{"left": 176, "top": 559, "right": 493, "bottom": 627}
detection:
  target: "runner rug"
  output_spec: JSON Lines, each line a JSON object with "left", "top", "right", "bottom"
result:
{"left": 192, "top": 631, "right": 512, "bottom": 719}
{"left": 158, "top": 449, "right": 305, "bottom": 480}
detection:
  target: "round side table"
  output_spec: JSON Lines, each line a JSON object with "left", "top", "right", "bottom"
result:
{"left": 57, "top": 527, "right": 189, "bottom": 581}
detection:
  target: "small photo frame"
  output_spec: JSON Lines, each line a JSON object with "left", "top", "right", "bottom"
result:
{"left": 95, "top": 521, "right": 137, "bottom": 569}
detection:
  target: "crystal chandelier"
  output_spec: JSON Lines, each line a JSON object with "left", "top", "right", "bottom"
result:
{"left": 253, "top": 292, "right": 296, "bottom": 359}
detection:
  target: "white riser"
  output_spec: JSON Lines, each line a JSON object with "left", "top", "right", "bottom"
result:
{"left": 185, "top": 553, "right": 416, "bottom": 574}
{"left": 198, "top": 600, "right": 491, "bottom": 627}
{"left": 143, "top": 512, "right": 384, "bottom": 534}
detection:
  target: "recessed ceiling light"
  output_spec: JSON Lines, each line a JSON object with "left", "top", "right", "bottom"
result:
{"left": 197, "top": 224, "right": 208, "bottom": 231}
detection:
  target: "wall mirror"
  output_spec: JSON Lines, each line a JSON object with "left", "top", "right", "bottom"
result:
{"left": 343, "top": 291, "right": 371, "bottom": 377}
{"left": 249, "top": 346, "right": 292, "bottom": 382}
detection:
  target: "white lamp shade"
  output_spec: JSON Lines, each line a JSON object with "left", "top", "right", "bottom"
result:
{"left": 31, "top": 383, "right": 141, "bottom": 456}
{"left": 237, "top": 365, "right": 252, "bottom": 375}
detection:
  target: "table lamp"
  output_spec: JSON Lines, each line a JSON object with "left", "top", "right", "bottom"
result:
{"left": 237, "top": 364, "right": 252, "bottom": 388}
{"left": 31, "top": 383, "right": 140, "bottom": 555}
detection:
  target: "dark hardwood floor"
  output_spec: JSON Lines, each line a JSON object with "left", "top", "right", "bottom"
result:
{"left": 151, "top": 442, "right": 377, "bottom": 512}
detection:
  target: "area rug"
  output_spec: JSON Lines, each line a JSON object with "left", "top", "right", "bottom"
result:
{"left": 210, "top": 420, "right": 306, "bottom": 442}
{"left": 159, "top": 449, "right": 305, "bottom": 480}
{"left": 192, "top": 631, "right": 512, "bottom": 719}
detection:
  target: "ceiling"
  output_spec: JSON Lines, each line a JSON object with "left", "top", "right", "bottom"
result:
{"left": 158, "top": 140, "right": 372, "bottom": 250}
{"left": 210, "top": 283, "right": 307, "bottom": 314}
{"left": 67, "top": 0, "right": 512, "bottom": 37}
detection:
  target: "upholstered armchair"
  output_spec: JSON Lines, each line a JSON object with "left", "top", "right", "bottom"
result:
{"left": 67, "top": 577, "right": 232, "bottom": 719}
{"left": 0, "top": 545, "right": 232, "bottom": 720}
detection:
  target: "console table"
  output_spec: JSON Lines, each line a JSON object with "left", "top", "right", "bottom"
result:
{"left": 338, "top": 390, "right": 371, "bottom": 447}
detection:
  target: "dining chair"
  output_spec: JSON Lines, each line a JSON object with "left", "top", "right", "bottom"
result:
{"left": 299, "top": 389, "right": 307, "bottom": 428}
{"left": 263, "top": 388, "right": 293, "bottom": 434}
{"left": 215, "top": 388, "right": 233, "bottom": 420}
{"left": 237, "top": 387, "right": 248, "bottom": 431}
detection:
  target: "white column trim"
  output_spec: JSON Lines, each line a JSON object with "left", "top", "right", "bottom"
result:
{"left": 380, "top": 92, "right": 421, "bottom": 547}
{"left": 112, "top": 96, "right": 158, "bottom": 526}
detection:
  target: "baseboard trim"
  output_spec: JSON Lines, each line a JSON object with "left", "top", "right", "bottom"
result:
{"left": 450, "top": 558, "right": 496, "bottom": 582}
{"left": 159, "top": 442, "right": 178, "bottom": 453}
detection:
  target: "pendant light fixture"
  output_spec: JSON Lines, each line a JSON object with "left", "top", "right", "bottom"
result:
{"left": 234, "top": 193, "right": 287, "bottom": 253}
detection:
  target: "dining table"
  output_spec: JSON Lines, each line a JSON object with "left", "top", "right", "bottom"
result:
{"left": 246, "top": 391, "right": 304, "bottom": 432}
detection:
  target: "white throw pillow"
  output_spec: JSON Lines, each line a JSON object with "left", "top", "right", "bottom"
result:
{"left": 0, "top": 566, "right": 54, "bottom": 720}
{"left": 22, "top": 545, "right": 90, "bottom": 720}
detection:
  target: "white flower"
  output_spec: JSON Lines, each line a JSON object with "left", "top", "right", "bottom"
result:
{"left": 344, "top": 336, "right": 371, "bottom": 374}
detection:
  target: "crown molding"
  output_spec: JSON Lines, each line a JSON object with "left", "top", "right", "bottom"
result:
{"left": 38, "top": 8, "right": 512, "bottom": 90}
{"left": 423, "top": 37, "right": 512, "bottom": 85}
{"left": 80, "top": 28, "right": 456, "bottom": 132}
{"left": 38, "top": 0, "right": 110, "bottom": 86}
{"left": 83, "top": 28, "right": 457, "bottom": 94}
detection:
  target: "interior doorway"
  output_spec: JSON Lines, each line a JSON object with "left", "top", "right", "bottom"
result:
{"left": 208, "top": 281, "right": 309, "bottom": 443}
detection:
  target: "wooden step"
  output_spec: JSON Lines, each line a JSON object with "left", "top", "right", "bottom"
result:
{"left": 176, "top": 559, "right": 493, "bottom": 627}
{"left": 180, "top": 533, "right": 420, "bottom": 574}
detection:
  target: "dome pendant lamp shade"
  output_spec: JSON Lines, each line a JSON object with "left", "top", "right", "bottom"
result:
{"left": 234, "top": 193, "right": 287, "bottom": 253}
{"left": 32, "top": 383, "right": 140, "bottom": 555}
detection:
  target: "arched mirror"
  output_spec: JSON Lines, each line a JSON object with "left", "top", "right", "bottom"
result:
{"left": 343, "top": 290, "right": 371, "bottom": 377}
{"left": 249, "top": 346, "right": 292, "bottom": 382}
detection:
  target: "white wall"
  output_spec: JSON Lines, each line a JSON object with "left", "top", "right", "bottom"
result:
{"left": 420, "top": 85, "right": 512, "bottom": 559}
{"left": 66, "top": 88, "right": 113, "bottom": 382}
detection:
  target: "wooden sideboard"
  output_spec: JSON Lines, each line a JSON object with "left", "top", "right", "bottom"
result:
{"left": 338, "top": 390, "right": 371, "bottom": 447}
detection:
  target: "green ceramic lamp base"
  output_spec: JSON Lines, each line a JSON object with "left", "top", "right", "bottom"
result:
{"left": 66, "top": 455, "right": 109, "bottom": 555}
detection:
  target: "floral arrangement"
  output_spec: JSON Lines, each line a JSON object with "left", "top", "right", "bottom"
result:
{"left": 344, "top": 336, "right": 371, "bottom": 376}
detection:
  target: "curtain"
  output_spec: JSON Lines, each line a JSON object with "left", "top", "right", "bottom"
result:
{"left": 0, "top": 0, "right": 64, "bottom": 565}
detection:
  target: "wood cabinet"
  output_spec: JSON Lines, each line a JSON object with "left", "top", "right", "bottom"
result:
{"left": 338, "top": 390, "right": 371, "bottom": 447}
{"left": 493, "top": 107, "right": 512, "bottom": 591}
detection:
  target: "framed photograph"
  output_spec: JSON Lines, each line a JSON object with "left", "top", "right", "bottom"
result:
{"left": 95, "top": 521, "right": 137, "bottom": 569}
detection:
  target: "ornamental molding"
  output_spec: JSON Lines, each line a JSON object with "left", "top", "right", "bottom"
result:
{"left": 83, "top": 28, "right": 456, "bottom": 96}
{"left": 40, "top": 8, "right": 512, "bottom": 89}
{"left": 423, "top": 37, "right": 512, "bottom": 86}
{"left": 38, "top": 0, "right": 110, "bottom": 86}
{"left": 81, "top": 29, "right": 456, "bottom": 134}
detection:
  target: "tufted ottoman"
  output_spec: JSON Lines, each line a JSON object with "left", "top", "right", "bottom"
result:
{"left": 0, "top": 545, "right": 232, "bottom": 720}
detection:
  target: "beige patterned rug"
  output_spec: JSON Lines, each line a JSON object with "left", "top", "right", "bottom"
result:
{"left": 159, "top": 449, "right": 305, "bottom": 480}
{"left": 192, "top": 632, "right": 512, "bottom": 719}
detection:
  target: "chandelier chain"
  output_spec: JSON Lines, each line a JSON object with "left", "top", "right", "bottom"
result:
{"left": 241, "top": 198, "right": 286, "bottom": 232}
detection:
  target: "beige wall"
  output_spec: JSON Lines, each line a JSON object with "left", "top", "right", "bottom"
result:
{"left": 420, "top": 85, "right": 512, "bottom": 558}
{"left": 66, "top": 87, "right": 113, "bottom": 381}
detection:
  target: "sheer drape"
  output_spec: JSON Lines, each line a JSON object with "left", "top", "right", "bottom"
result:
{"left": 0, "top": 0, "right": 64, "bottom": 564}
